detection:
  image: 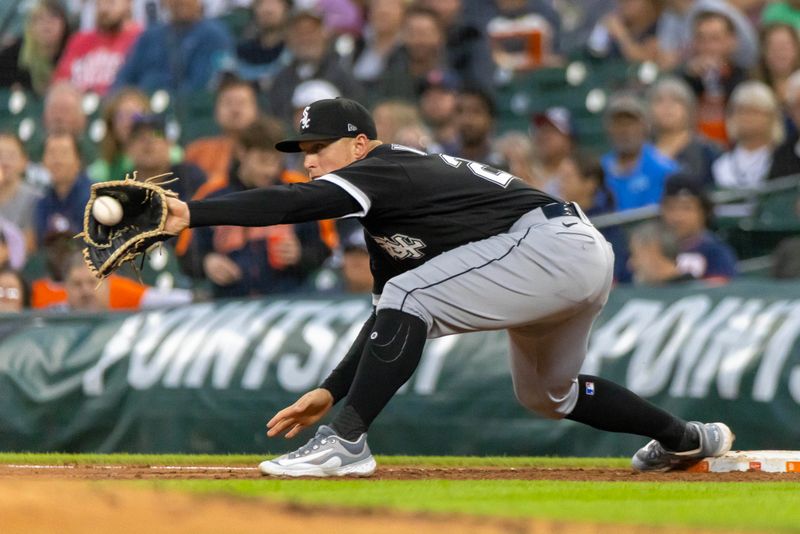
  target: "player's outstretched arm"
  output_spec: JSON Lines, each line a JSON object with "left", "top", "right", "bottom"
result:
{"left": 318, "top": 310, "right": 377, "bottom": 402}
{"left": 266, "top": 388, "right": 334, "bottom": 439}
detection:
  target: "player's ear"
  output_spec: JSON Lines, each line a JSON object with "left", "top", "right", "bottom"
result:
{"left": 352, "top": 134, "right": 370, "bottom": 160}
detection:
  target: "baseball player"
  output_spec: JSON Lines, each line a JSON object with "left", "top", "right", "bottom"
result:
{"left": 164, "top": 98, "right": 734, "bottom": 477}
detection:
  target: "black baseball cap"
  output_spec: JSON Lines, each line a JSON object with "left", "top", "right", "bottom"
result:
{"left": 275, "top": 98, "right": 378, "bottom": 153}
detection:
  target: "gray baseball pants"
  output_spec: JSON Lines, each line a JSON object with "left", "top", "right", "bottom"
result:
{"left": 377, "top": 204, "right": 615, "bottom": 419}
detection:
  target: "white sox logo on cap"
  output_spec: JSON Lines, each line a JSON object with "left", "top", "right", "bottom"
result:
{"left": 300, "top": 106, "right": 311, "bottom": 130}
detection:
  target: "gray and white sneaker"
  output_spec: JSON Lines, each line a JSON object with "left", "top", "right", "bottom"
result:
{"left": 632, "top": 422, "right": 735, "bottom": 472}
{"left": 259, "top": 425, "right": 376, "bottom": 477}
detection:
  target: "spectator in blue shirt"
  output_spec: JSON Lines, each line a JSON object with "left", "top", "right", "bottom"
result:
{"left": 602, "top": 92, "right": 680, "bottom": 211}
{"left": 35, "top": 133, "right": 91, "bottom": 246}
{"left": 660, "top": 173, "right": 737, "bottom": 281}
{"left": 112, "top": 0, "right": 233, "bottom": 94}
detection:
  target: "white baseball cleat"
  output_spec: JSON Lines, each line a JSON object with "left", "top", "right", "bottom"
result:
{"left": 259, "top": 425, "right": 376, "bottom": 477}
{"left": 632, "top": 421, "right": 735, "bottom": 472}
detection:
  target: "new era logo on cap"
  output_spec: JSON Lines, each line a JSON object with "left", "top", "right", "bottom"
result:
{"left": 275, "top": 98, "right": 378, "bottom": 153}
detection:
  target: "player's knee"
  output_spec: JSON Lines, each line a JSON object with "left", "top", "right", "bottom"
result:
{"left": 366, "top": 309, "right": 427, "bottom": 366}
{"left": 513, "top": 381, "right": 579, "bottom": 420}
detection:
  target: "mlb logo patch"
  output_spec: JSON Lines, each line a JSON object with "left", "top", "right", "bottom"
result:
{"left": 585, "top": 381, "right": 595, "bottom": 396}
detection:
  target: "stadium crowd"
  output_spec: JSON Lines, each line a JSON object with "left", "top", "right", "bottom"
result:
{"left": 0, "top": 0, "right": 798, "bottom": 314}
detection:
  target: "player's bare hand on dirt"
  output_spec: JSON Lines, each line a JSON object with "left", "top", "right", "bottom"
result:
{"left": 165, "top": 197, "right": 190, "bottom": 235}
{"left": 267, "top": 388, "right": 334, "bottom": 439}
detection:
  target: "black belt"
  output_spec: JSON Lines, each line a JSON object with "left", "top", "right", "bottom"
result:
{"left": 541, "top": 202, "right": 579, "bottom": 219}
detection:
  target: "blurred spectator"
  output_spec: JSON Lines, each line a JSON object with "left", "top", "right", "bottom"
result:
{"left": 88, "top": 87, "right": 150, "bottom": 182}
{"left": 125, "top": 114, "right": 206, "bottom": 201}
{"left": 0, "top": 134, "right": 40, "bottom": 251}
{"left": 0, "top": 268, "right": 28, "bottom": 313}
{"left": 494, "top": 132, "right": 538, "bottom": 186}
{"left": 236, "top": 0, "right": 291, "bottom": 86}
{"left": 754, "top": 23, "right": 800, "bottom": 107}
{"left": 649, "top": 76, "right": 721, "bottom": 186}
{"left": 375, "top": 5, "right": 457, "bottom": 103}
{"left": 769, "top": 70, "right": 800, "bottom": 178}
{"left": 30, "top": 81, "right": 94, "bottom": 164}
{"left": 0, "top": 0, "right": 71, "bottom": 95}
{"left": 680, "top": 9, "right": 750, "bottom": 144}
{"left": 0, "top": 220, "right": 27, "bottom": 271}
{"left": 372, "top": 100, "right": 424, "bottom": 144}
{"left": 74, "top": 0, "right": 161, "bottom": 29}
{"left": 418, "top": 71, "right": 460, "bottom": 153}
{"left": 628, "top": 222, "right": 695, "bottom": 285}
{"left": 558, "top": 152, "right": 630, "bottom": 283}
{"left": 454, "top": 88, "right": 506, "bottom": 169}
{"left": 54, "top": 0, "right": 143, "bottom": 95}
{"left": 530, "top": 106, "right": 576, "bottom": 196}
{"left": 712, "top": 81, "right": 783, "bottom": 192}
{"left": 30, "top": 231, "right": 77, "bottom": 308}
{"left": 586, "top": 0, "right": 661, "bottom": 63}
{"left": 35, "top": 133, "right": 91, "bottom": 246}
{"left": 487, "top": 0, "right": 560, "bottom": 71}
{"left": 762, "top": 0, "right": 800, "bottom": 29}
{"left": 658, "top": 0, "right": 758, "bottom": 71}
{"left": 771, "top": 191, "right": 800, "bottom": 279}
{"left": 772, "top": 236, "right": 800, "bottom": 278}
{"left": 660, "top": 173, "right": 737, "bottom": 281}
{"left": 192, "top": 117, "right": 332, "bottom": 298}
{"left": 338, "top": 227, "right": 373, "bottom": 294}
{"left": 315, "top": 0, "right": 364, "bottom": 35}
{"left": 44, "top": 81, "right": 88, "bottom": 138}
{"left": 113, "top": 0, "right": 234, "bottom": 94}
{"left": 268, "top": 6, "right": 364, "bottom": 123}
{"left": 421, "top": 0, "right": 494, "bottom": 91}
{"left": 348, "top": 0, "right": 406, "bottom": 91}
{"left": 58, "top": 252, "right": 193, "bottom": 311}
{"left": 185, "top": 76, "right": 260, "bottom": 184}
{"left": 601, "top": 92, "right": 679, "bottom": 211}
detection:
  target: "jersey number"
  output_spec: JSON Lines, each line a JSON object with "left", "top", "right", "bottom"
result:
{"left": 439, "top": 154, "right": 515, "bottom": 187}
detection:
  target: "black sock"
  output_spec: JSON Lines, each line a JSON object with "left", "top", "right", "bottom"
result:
{"left": 330, "top": 309, "right": 427, "bottom": 441}
{"left": 566, "top": 375, "right": 699, "bottom": 451}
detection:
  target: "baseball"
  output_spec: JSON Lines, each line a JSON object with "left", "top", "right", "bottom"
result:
{"left": 92, "top": 195, "right": 123, "bottom": 226}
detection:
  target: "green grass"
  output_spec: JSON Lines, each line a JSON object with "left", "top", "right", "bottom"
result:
{"left": 158, "top": 478, "right": 800, "bottom": 532}
{"left": 2, "top": 453, "right": 798, "bottom": 532}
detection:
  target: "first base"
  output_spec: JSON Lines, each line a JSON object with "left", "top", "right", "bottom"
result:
{"left": 686, "top": 451, "right": 800, "bottom": 473}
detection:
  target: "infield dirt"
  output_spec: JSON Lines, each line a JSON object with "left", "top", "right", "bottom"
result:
{"left": 2, "top": 464, "right": 795, "bottom": 534}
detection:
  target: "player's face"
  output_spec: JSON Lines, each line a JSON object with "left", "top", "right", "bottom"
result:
{"left": 300, "top": 138, "right": 356, "bottom": 178}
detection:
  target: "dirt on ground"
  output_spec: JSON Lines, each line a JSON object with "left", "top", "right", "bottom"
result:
{"left": 1, "top": 464, "right": 795, "bottom": 534}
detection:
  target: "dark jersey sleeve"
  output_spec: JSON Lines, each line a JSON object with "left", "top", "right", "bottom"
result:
{"left": 315, "top": 156, "right": 409, "bottom": 217}
{"left": 187, "top": 179, "right": 362, "bottom": 228}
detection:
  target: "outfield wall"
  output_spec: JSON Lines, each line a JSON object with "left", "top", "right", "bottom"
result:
{"left": 0, "top": 280, "right": 798, "bottom": 456}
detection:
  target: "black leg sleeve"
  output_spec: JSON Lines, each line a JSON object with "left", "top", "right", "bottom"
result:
{"left": 319, "top": 310, "right": 377, "bottom": 404}
{"left": 330, "top": 308, "right": 427, "bottom": 440}
{"left": 566, "top": 375, "right": 698, "bottom": 451}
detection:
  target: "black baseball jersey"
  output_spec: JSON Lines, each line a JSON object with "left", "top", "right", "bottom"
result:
{"left": 317, "top": 144, "right": 558, "bottom": 293}
{"left": 189, "top": 144, "right": 559, "bottom": 295}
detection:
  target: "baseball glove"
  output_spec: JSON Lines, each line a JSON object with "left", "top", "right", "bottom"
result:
{"left": 76, "top": 172, "right": 178, "bottom": 279}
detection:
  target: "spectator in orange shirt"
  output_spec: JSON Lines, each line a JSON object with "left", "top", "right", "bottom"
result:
{"left": 184, "top": 75, "right": 260, "bottom": 184}
{"left": 36, "top": 250, "right": 193, "bottom": 311}
{"left": 187, "top": 116, "right": 332, "bottom": 297}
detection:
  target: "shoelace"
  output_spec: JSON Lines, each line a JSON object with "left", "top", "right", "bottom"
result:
{"left": 287, "top": 432, "right": 337, "bottom": 459}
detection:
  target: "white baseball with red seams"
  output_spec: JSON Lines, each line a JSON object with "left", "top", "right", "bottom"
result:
{"left": 92, "top": 195, "right": 123, "bottom": 226}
